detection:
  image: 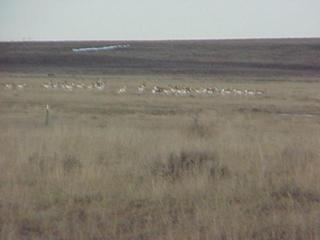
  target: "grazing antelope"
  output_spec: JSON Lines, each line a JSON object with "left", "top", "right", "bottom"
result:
{"left": 176, "top": 88, "right": 187, "bottom": 96}
{"left": 76, "top": 83, "right": 85, "bottom": 89}
{"left": 62, "top": 81, "right": 73, "bottom": 91}
{"left": 86, "top": 83, "right": 94, "bottom": 90}
{"left": 8, "top": 80, "right": 265, "bottom": 98}
{"left": 51, "top": 82, "right": 59, "bottom": 89}
{"left": 152, "top": 86, "right": 171, "bottom": 95}
{"left": 220, "top": 88, "right": 232, "bottom": 95}
{"left": 138, "top": 83, "right": 146, "bottom": 94}
{"left": 42, "top": 83, "right": 51, "bottom": 89}
{"left": 255, "top": 90, "right": 264, "bottom": 95}
{"left": 163, "top": 89, "right": 171, "bottom": 95}
{"left": 244, "top": 89, "right": 255, "bottom": 96}
{"left": 95, "top": 84, "right": 105, "bottom": 90}
{"left": 193, "top": 88, "right": 205, "bottom": 95}
{"left": 17, "top": 83, "right": 27, "bottom": 90}
{"left": 185, "top": 87, "right": 193, "bottom": 94}
{"left": 4, "top": 83, "right": 14, "bottom": 89}
{"left": 94, "top": 79, "right": 105, "bottom": 90}
{"left": 232, "top": 89, "right": 243, "bottom": 95}
{"left": 207, "top": 88, "right": 215, "bottom": 95}
{"left": 175, "top": 87, "right": 191, "bottom": 96}
{"left": 42, "top": 79, "right": 56, "bottom": 90}
{"left": 118, "top": 86, "right": 127, "bottom": 94}
{"left": 202, "top": 87, "right": 215, "bottom": 95}
{"left": 170, "top": 85, "right": 189, "bottom": 96}
{"left": 152, "top": 86, "right": 162, "bottom": 94}
{"left": 169, "top": 85, "right": 178, "bottom": 95}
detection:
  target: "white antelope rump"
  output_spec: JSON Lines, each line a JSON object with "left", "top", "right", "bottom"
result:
{"left": 3, "top": 83, "right": 14, "bottom": 90}
{"left": 62, "top": 82, "right": 73, "bottom": 91}
{"left": 171, "top": 86, "right": 192, "bottom": 96}
{"left": 255, "top": 90, "right": 265, "bottom": 95}
{"left": 42, "top": 80, "right": 57, "bottom": 90}
{"left": 232, "top": 89, "right": 244, "bottom": 95}
{"left": 152, "top": 86, "right": 171, "bottom": 95}
{"left": 75, "top": 83, "right": 85, "bottom": 89}
{"left": 3, "top": 80, "right": 266, "bottom": 98}
{"left": 244, "top": 89, "right": 256, "bottom": 96}
{"left": 152, "top": 86, "right": 162, "bottom": 95}
{"left": 42, "top": 83, "right": 51, "bottom": 89}
{"left": 86, "top": 83, "right": 94, "bottom": 90}
{"left": 17, "top": 83, "right": 27, "bottom": 90}
{"left": 138, "top": 83, "right": 146, "bottom": 94}
{"left": 94, "top": 79, "right": 105, "bottom": 90}
{"left": 220, "top": 88, "right": 232, "bottom": 96}
{"left": 118, "top": 86, "right": 127, "bottom": 94}
{"left": 204, "top": 87, "right": 216, "bottom": 95}
{"left": 193, "top": 88, "right": 206, "bottom": 95}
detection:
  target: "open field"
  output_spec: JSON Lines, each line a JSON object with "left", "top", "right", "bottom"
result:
{"left": 1, "top": 39, "right": 320, "bottom": 239}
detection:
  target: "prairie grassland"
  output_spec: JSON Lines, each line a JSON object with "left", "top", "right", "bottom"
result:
{"left": 1, "top": 73, "right": 320, "bottom": 240}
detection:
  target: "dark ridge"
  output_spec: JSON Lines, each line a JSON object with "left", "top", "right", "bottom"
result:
{"left": 0, "top": 39, "right": 320, "bottom": 77}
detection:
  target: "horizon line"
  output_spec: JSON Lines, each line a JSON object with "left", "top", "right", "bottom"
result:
{"left": 1, "top": 36, "right": 320, "bottom": 43}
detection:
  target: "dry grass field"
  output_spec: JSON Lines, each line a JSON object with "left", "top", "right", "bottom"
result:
{"left": 1, "top": 39, "right": 320, "bottom": 239}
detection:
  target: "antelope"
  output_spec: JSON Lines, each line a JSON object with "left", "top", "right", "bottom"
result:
{"left": 51, "top": 82, "right": 58, "bottom": 89}
{"left": 193, "top": 88, "right": 206, "bottom": 95}
{"left": 95, "top": 84, "right": 105, "bottom": 90}
{"left": 5, "top": 83, "right": 14, "bottom": 89}
{"left": 17, "top": 83, "right": 27, "bottom": 90}
{"left": 233, "top": 89, "right": 243, "bottom": 95}
{"left": 118, "top": 86, "right": 127, "bottom": 94}
{"left": 94, "top": 79, "right": 105, "bottom": 90}
{"left": 62, "top": 81, "right": 73, "bottom": 91}
{"left": 244, "top": 89, "right": 255, "bottom": 96}
{"left": 43, "top": 80, "right": 57, "bottom": 89}
{"left": 169, "top": 86, "right": 178, "bottom": 95}
{"left": 255, "top": 90, "right": 264, "bottom": 95}
{"left": 138, "top": 83, "right": 146, "bottom": 94}
{"left": 152, "top": 86, "right": 162, "bottom": 94}
{"left": 86, "top": 83, "right": 94, "bottom": 90}
{"left": 76, "top": 83, "right": 85, "bottom": 89}
{"left": 152, "top": 86, "right": 171, "bottom": 95}
{"left": 176, "top": 88, "right": 187, "bottom": 96}
{"left": 179, "top": 87, "right": 192, "bottom": 96}
{"left": 221, "top": 88, "right": 232, "bottom": 95}
{"left": 42, "top": 83, "right": 51, "bottom": 89}
{"left": 203, "top": 87, "right": 215, "bottom": 95}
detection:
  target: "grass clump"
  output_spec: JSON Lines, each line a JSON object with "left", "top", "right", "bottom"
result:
{"left": 152, "top": 150, "right": 229, "bottom": 181}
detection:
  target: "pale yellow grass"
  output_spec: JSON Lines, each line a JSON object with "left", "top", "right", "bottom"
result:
{"left": 0, "top": 73, "right": 320, "bottom": 239}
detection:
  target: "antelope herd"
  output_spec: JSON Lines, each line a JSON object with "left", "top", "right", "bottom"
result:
{"left": 150, "top": 85, "right": 264, "bottom": 96}
{"left": 1, "top": 80, "right": 265, "bottom": 97}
